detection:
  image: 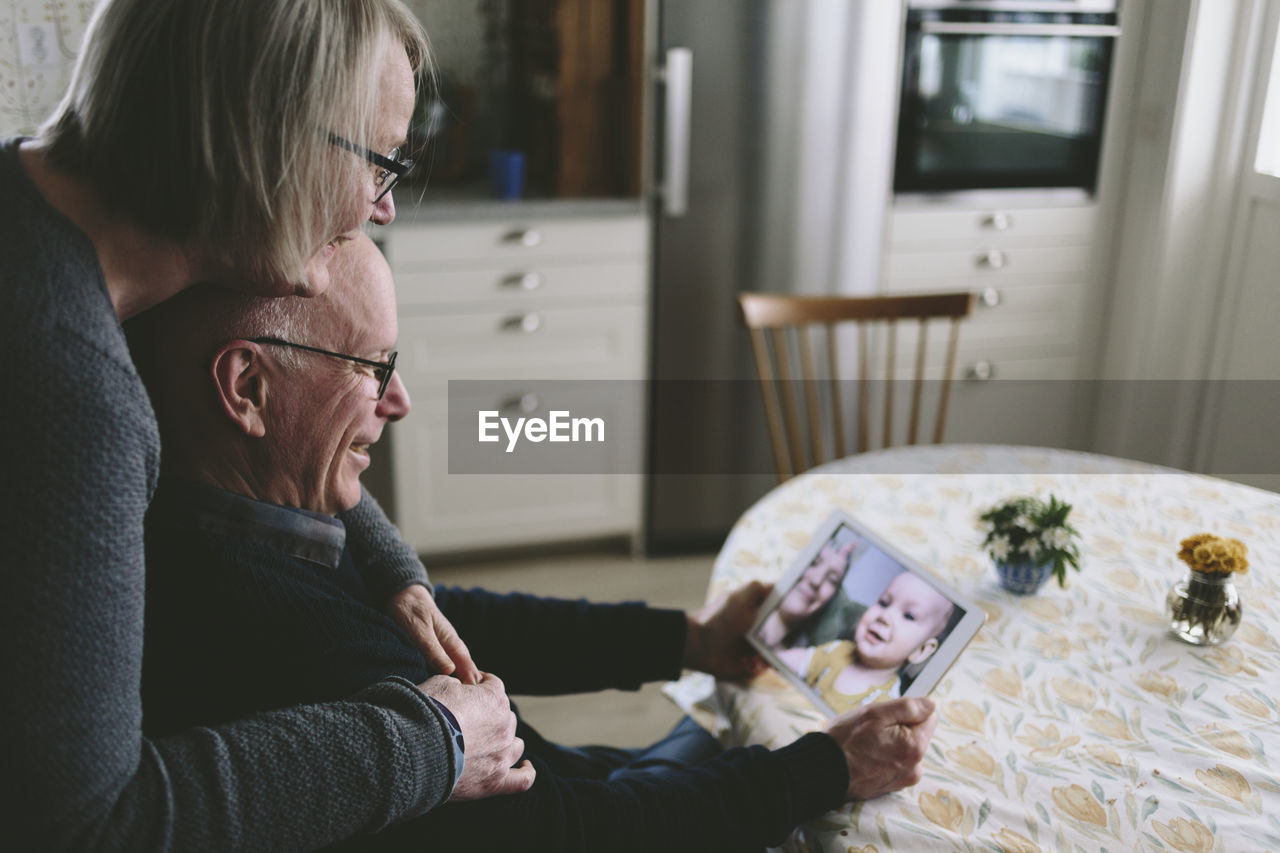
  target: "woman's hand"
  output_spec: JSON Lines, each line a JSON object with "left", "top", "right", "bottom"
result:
{"left": 387, "top": 584, "right": 481, "bottom": 684}
{"left": 683, "top": 580, "right": 773, "bottom": 680}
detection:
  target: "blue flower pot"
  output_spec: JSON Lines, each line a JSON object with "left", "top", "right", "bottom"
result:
{"left": 995, "top": 559, "right": 1054, "bottom": 595}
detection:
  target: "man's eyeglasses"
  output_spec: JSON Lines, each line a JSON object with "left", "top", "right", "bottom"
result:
{"left": 250, "top": 337, "right": 398, "bottom": 400}
{"left": 328, "top": 132, "right": 413, "bottom": 203}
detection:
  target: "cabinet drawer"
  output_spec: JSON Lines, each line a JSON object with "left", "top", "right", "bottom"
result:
{"left": 858, "top": 280, "right": 1084, "bottom": 375}
{"left": 396, "top": 261, "right": 645, "bottom": 309}
{"left": 389, "top": 397, "right": 641, "bottom": 554}
{"left": 887, "top": 205, "right": 1096, "bottom": 250}
{"left": 398, "top": 304, "right": 645, "bottom": 390}
{"left": 883, "top": 245, "right": 1092, "bottom": 282}
{"left": 884, "top": 278, "right": 1084, "bottom": 315}
{"left": 875, "top": 348, "right": 1079, "bottom": 383}
{"left": 879, "top": 319, "right": 1082, "bottom": 376}
{"left": 389, "top": 216, "right": 648, "bottom": 267}
{"left": 952, "top": 354, "right": 1080, "bottom": 381}
{"left": 944, "top": 356, "right": 1088, "bottom": 446}
{"left": 381, "top": 211, "right": 650, "bottom": 557}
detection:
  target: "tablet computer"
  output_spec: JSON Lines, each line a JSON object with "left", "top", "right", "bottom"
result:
{"left": 747, "top": 511, "right": 985, "bottom": 717}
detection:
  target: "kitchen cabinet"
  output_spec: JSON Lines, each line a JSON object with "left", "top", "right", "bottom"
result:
{"left": 507, "top": 0, "right": 646, "bottom": 198}
{"left": 383, "top": 211, "right": 648, "bottom": 556}
{"left": 879, "top": 201, "right": 1099, "bottom": 447}
{"left": 402, "top": 0, "right": 645, "bottom": 202}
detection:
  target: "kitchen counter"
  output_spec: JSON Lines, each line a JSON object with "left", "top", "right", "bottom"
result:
{"left": 391, "top": 186, "right": 646, "bottom": 224}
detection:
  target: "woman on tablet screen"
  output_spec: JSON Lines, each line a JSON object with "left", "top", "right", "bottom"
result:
{"left": 755, "top": 540, "right": 857, "bottom": 649}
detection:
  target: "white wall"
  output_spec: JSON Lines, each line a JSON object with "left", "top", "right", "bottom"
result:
{"left": 1195, "top": 1, "right": 1280, "bottom": 491}
{"left": 1092, "top": 0, "right": 1275, "bottom": 480}
{"left": 0, "top": 2, "right": 494, "bottom": 138}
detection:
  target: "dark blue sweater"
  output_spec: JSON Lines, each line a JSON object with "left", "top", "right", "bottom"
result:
{"left": 142, "top": 488, "right": 849, "bottom": 852}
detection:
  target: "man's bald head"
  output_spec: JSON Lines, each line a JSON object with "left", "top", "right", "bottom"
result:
{"left": 129, "top": 234, "right": 408, "bottom": 513}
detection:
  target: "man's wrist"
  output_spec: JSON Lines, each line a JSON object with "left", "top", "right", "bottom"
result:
{"left": 423, "top": 695, "right": 466, "bottom": 793}
{"left": 389, "top": 577, "right": 434, "bottom": 602}
{"left": 774, "top": 732, "right": 850, "bottom": 817}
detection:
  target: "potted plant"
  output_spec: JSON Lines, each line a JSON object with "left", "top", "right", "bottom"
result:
{"left": 979, "top": 495, "right": 1081, "bottom": 594}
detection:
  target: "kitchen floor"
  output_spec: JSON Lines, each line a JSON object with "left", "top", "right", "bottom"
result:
{"left": 429, "top": 550, "right": 715, "bottom": 748}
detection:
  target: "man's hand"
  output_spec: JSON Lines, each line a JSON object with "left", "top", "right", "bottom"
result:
{"left": 683, "top": 580, "right": 773, "bottom": 680}
{"left": 824, "top": 697, "right": 937, "bottom": 801}
{"left": 420, "top": 673, "right": 536, "bottom": 800}
{"left": 388, "top": 584, "right": 481, "bottom": 684}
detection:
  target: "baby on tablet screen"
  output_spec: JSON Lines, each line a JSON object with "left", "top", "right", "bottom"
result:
{"left": 777, "top": 571, "right": 954, "bottom": 713}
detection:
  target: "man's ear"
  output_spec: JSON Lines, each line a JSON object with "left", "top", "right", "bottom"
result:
{"left": 211, "top": 342, "right": 269, "bottom": 438}
{"left": 907, "top": 637, "right": 940, "bottom": 665}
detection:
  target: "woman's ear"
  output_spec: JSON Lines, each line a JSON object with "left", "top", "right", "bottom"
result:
{"left": 906, "top": 637, "right": 940, "bottom": 665}
{"left": 211, "top": 342, "right": 269, "bottom": 438}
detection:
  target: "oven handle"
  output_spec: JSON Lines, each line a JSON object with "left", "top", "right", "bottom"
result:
{"left": 919, "top": 21, "right": 1119, "bottom": 37}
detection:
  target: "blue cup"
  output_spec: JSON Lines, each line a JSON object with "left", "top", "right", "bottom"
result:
{"left": 489, "top": 150, "right": 525, "bottom": 200}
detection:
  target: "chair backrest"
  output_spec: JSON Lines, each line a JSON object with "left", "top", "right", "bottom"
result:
{"left": 737, "top": 291, "right": 977, "bottom": 482}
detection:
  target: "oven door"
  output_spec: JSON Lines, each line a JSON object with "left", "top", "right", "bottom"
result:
{"left": 894, "top": 9, "right": 1119, "bottom": 194}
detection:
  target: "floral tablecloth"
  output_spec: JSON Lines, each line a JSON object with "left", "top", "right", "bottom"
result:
{"left": 665, "top": 445, "right": 1280, "bottom": 852}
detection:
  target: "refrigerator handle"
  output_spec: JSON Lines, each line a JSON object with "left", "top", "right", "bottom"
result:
{"left": 658, "top": 47, "right": 692, "bottom": 217}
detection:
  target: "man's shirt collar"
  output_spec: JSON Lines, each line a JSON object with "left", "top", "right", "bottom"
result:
{"left": 160, "top": 480, "right": 345, "bottom": 569}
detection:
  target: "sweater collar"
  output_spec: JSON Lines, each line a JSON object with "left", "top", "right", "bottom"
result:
{"left": 156, "top": 480, "right": 346, "bottom": 569}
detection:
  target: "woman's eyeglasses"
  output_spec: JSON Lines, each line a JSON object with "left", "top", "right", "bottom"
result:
{"left": 328, "top": 132, "right": 413, "bottom": 202}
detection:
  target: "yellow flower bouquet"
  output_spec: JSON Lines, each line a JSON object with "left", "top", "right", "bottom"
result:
{"left": 1177, "top": 533, "right": 1249, "bottom": 575}
{"left": 1167, "top": 533, "right": 1247, "bottom": 645}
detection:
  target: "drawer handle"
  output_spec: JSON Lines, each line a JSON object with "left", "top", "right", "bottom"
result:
{"left": 965, "top": 360, "right": 996, "bottom": 381}
{"left": 499, "top": 393, "right": 540, "bottom": 414}
{"left": 501, "top": 272, "right": 543, "bottom": 291}
{"left": 501, "top": 313, "right": 542, "bottom": 333}
{"left": 981, "top": 211, "right": 1011, "bottom": 231}
{"left": 979, "top": 287, "right": 1002, "bottom": 308}
{"left": 976, "top": 249, "right": 1006, "bottom": 270}
{"left": 502, "top": 228, "right": 543, "bottom": 248}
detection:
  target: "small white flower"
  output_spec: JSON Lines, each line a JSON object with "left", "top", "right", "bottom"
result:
{"left": 1043, "top": 526, "right": 1072, "bottom": 549}
{"left": 989, "top": 535, "right": 1012, "bottom": 560}
{"left": 1021, "top": 537, "right": 1043, "bottom": 559}
{"left": 1013, "top": 515, "right": 1034, "bottom": 531}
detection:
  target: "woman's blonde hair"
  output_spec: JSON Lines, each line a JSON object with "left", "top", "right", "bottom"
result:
{"left": 42, "top": 0, "right": 429, "bottom": 289}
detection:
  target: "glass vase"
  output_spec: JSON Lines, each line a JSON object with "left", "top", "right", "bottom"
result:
{"left": 1166, "top": 570, "right": 1242, "bottom": 645}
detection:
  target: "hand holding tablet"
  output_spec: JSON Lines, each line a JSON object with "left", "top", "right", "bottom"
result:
{"left": 824, "top": 696, "right": 938, "bottom": 801}
{"left": 748, "top": 511, "right": 985, "bottom": 717}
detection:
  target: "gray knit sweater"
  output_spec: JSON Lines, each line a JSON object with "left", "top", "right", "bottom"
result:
{"left": 0, "top": 138, "right": 457, "bottom": 851}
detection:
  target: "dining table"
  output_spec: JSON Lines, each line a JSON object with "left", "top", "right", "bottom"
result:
{"left": 664, "top": 444, "right": 1280, "bottom": 853}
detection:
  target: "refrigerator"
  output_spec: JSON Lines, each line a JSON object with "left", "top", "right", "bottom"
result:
{"left": 644, "top": 0, "right": 902, "bottom": 552}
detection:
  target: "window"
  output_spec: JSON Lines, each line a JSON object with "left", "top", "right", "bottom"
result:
{"left": 1256, "top": 13, "right": 1280, "bottom": 176}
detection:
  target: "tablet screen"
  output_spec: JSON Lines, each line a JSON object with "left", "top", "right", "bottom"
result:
{"left": 748, "top": 511, "right": 985, "bottom": 717}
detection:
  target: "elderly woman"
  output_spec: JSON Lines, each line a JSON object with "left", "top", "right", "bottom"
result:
{"left": 755, "top": 540, "right": 858, "bottom": 649}
{"left": 0, "top": 1, "right": 529, "bottom": 849}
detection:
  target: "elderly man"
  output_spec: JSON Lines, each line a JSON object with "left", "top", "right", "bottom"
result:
{"left": 129, "top": 234, "right": 937, "bottom": 852}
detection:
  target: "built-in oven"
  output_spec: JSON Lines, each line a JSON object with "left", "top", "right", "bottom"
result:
{"left": 894, "top": 0, "right": 1120, "bottom": 195}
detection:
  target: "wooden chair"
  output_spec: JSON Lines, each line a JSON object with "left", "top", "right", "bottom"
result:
{"left": 737, "top": 291, "right": 977, "bottom": 482}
